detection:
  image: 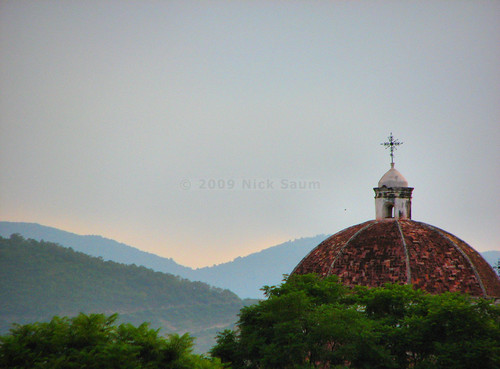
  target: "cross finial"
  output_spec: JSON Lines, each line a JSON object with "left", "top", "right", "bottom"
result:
{"left": 381, "top": 132, "right": 403, "bottom": 166}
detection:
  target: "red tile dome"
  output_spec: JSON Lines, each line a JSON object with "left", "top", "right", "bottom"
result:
{"left": 292, "top": 219, "right": 500, "bottom": 298}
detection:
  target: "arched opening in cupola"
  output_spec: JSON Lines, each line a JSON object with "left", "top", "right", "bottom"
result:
{"left": 384, "top": 203, "right": 394, "bottom": 218}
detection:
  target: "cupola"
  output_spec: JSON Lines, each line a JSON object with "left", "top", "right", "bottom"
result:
{"left": 373, "top": 133, "right": 413, "bottom": 220}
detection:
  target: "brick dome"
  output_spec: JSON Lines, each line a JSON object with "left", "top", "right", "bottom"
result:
{"left": 292, "top": 219, "right": 500, "bottom": 298}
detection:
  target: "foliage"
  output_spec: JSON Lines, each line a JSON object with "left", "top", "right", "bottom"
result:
{"left": 0, "top": 312, "right": 224, "bottom": 369}
{"left": 0, "top": 234, "right": 244, "bottom": 353}
{"left": 494, "top": 258, "right": 500, "bottom": 276}
{"left": 210, "top": 274, "right": 500, "bottom": 369}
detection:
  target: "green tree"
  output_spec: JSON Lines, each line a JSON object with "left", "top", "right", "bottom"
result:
{"left": 210, "top": 274, "right": 500, "bottom": 369}
{"left": 493, "top": 259, "right": 500, "bottom": 277}
{"left": 0, "top": 313, "right": 224, "bottom": 369}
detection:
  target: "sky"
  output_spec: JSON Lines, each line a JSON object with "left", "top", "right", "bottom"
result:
{"left": 1, "top": 1, "right": 499, "bottom": 268}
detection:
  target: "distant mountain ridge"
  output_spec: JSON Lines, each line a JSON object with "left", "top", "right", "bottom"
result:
{"left": 188, "top": 235, "right": 328, "bottom": 297}
{"left": 0, "top": 222, "right": 192, "bottom": 276}
{"left": 0, "top": 221, "right": 325, "bottom": 298}
{"left": 1, "top": 221, "right": 498, "bottom": 298}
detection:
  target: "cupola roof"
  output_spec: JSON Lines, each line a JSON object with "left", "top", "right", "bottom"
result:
{"left": 378, "top": 163, "right": 409, "bottom": 188}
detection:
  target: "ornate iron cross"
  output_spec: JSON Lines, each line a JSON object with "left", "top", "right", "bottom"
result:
{"left": 381, "top": 132, "right": 403, "bottom": 165}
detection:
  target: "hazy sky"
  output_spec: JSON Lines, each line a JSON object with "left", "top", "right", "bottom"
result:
{"left": 1, "top": 1, "right": 499, "bottom": 268}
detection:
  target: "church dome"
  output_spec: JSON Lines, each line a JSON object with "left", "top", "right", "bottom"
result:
{"left": 294, "top": 134, "right": 500, "bottom": 297}
{"left": 292, "top": 219, "right": 500, "bottom": 298}
{"left": 378, "top": 164, "right": 408, "bottom": 187}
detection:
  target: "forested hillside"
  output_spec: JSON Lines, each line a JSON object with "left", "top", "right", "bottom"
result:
{"left": 0, "top": 234, "right": 251, "bottom": 353}
{"left": 0, "top": 222, "right": 325, "bottom": 298}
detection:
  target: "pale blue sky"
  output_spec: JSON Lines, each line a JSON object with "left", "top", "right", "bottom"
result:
{"left": 1, "top": 1, "right": 499, "bottom": 267}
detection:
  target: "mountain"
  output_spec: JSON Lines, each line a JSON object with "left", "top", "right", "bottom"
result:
{"left": 0, "top": 234, "right": 251, "bottom": 353}
{"left": 1, "top": 221, "right": 497, "bottom": 299}
{"left": 186, "top": 235, "right": 328, "bottom": 297}
{"left": 482, "top": 250, "right": 500, "bottom": 268}
{"left": 0, "top": 221, "right": 324, "bottom": 298}
{"left": 0, "top": 222, "right": 192, "bottom": 276}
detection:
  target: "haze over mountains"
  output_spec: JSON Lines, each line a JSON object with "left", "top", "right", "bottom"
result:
{"left": 2, "top": 221, "right": 499, "bottom": 299}
{"left": 0, "top": 222, "right": 327, "bottom": 298}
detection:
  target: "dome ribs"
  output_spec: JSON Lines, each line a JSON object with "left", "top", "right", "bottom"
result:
{"left": 292, "top": 219, "right": 500, "bottom": 298}
{"left": 400, "top": 221, "right": 485, "bottom": 296}
{"left": 331, "top": 220, "right": 408, "bottom": 287}
{"left": 327, "top": 221, "right": 378, "bottom": 276}
{"left": 425, "top": 224, "right": 500, "bottom": 297}
{"left": 291, "top": 221, "right": 373, "bottom": 277}
{"left": 396, "top": 220, "right": 412, "bottom": 284}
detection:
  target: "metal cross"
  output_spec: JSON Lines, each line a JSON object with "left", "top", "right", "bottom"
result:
{"left": 381, "top": 132, "right": 403, "bottom": 165}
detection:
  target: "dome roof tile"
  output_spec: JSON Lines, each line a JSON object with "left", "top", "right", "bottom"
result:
{"left": 292, "top": 219, "right": 500, "bottom": 298}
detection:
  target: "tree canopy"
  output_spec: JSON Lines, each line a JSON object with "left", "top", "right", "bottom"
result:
{"left": 210, "top": 274, "right": 500, "bottom": 369}
{"left": 0, "top": 313, "right": 223, "bottom": 369}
